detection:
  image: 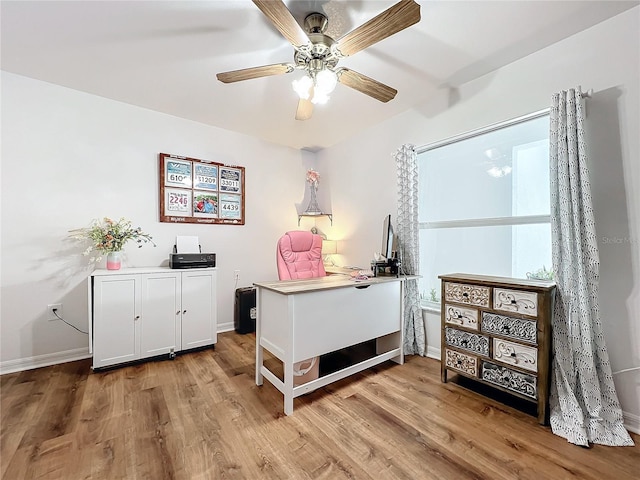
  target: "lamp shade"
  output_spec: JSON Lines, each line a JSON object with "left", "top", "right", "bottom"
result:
{"left": 322, "top": 239, "right": 337, "bottom": 255}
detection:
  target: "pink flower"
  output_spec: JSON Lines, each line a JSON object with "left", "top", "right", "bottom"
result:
{"left": 306, "top": 169, "right": 320, "bottom": 186}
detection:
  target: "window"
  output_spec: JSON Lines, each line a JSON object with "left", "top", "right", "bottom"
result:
{"left": 417, "top": 111, "right": 552, "bottom": 308}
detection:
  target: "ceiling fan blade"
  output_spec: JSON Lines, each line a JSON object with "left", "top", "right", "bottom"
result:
{"left": 216, "top": 63, "right": 293, "bottom": 83}
{"left": 295, "top": 98, "right": 314, "bottom": 121}
{"left": 252, "top": 0, "right": 311, "bottom": 48}
{"left": 337, "top": 68, "right": 397, "bottom": 103}
{"left": 334, "top": 0, "right": 420, "bottom": 57}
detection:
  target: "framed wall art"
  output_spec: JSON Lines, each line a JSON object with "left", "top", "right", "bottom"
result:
{"left": 159, "top": 153, "right": 245, "bottom": 225}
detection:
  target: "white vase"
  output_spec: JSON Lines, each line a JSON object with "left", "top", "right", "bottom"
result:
{"left": 106, "top": 251, "right": 122, "bottom": 270}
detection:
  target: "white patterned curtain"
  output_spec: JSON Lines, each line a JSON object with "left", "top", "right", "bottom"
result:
{"left": 394, "top": 144, "right": 425, "bottom": 356}
{"left": 549, "top": 87, "right": 633, "bottom": 446}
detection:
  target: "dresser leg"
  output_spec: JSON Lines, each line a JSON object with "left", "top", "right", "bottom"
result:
{"left": 441, "top": 365, "right": 448, "bottom": 383}
{"left": 538, "top": 398, "right": 549, "bottom": 425}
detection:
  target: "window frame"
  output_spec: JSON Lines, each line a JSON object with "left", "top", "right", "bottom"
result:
{"left": 416, "top": 109, "right": 551, "bottom": 311}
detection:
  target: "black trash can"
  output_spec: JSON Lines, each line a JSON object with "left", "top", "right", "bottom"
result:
{"left": 234, "top": 287, "right": 256, "bottom": 334}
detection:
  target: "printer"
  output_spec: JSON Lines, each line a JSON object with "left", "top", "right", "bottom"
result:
{"left": 169, "top": 236, "right": 216, "bottom": 269}
{"left": 169, "top": 252, "right": 216, "bottom": 269}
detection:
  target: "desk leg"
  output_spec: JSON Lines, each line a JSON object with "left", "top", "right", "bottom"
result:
{"left": 255, "top": 290, "right": 263, "bottom": 386}
{"left": 377, "top": 332, "right": 404, "bottom": 365}
{"left": 256, "top": 344, "right": 263, "bottom": 386}
{"left": 384, "top": 280, "right": 405, "bottom": 365}
{"left": 283, "top": 360, "right": 294, "bottom": 415}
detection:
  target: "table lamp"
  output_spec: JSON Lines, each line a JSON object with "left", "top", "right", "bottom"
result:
{"left": 322, "top": 239, "right": 338, "bottom": 266}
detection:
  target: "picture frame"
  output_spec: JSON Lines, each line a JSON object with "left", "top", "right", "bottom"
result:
{"left": 159, "top": 153, "right": 245, "bottom": 225}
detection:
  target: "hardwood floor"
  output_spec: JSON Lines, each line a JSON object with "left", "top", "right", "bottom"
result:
{"left": 1, "top": 332, "right": 638, "bottom": 479}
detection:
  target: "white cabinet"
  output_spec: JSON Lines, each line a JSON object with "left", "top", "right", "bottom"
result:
{"left": 181, "top": 270, "right": 217, "bottom": 350}
{"left": 90, "top": 267, "right": 217, "bottom": 369}
{"left": 140, "top": 272, "right": 181, "bottom": 358}
{"left": 92, "top": 274, "right": 141, "bottom": 368}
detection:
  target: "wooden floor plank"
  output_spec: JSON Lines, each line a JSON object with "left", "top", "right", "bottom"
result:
{"left": 350, "top": 355, "right": 640, "bottom": 480}
{"left": 1, "top": 331, "right": 638, "bottom": 480}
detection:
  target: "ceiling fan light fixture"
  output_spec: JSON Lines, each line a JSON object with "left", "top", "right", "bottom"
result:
{"left": 292, "top": 74, "right": 313, "bottom": 99}
{"left": 315, "top": 69, "right": 338, "bottom": 95}
{"left": 311, "top": 91, "right": 330, "bottom": 105}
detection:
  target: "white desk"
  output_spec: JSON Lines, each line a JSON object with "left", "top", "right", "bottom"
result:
{"left": 254, "top": 274, "right": 409, "bottom": 415}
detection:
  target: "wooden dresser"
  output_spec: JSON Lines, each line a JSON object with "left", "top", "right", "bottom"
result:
{"left": 439, "top": 273, "right": 555, "bottom": 424}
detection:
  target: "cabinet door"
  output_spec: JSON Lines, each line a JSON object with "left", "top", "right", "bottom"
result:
{"left": 93, "top": 275, "right": 140, "bottom": 368}
{"left": 180, "top": 270, "right": 217, "bottom": 350}
{"left": 140, "top": 272, "right": 180, "bottom": 358}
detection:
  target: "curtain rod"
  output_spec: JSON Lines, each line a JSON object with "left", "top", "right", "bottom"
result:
{"left": 415, "top": 109, "right": 549, "bottom": 154}
{"left": 415, "top": 89, "right": 592, "bottom": 154}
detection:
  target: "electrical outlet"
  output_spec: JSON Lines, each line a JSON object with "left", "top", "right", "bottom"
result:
{"left": 234, "top": 270, "right": 240, "bottom": 281}
{"left": 47, "top": 303, "right": 63, "bottom": 321}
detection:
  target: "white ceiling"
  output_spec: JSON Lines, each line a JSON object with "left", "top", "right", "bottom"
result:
{"left": 1, "top": 1, "right": 637, "bottom": 151}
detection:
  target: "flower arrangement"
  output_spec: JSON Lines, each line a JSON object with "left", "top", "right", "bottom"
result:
{"left": 306, "top": 169, "right": 320, "bottom": 189}
{"left": 70, "top": 217, "right": 155, "bottom": 261}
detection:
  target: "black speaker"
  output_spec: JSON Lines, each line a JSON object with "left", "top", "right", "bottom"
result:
{"left": 234, "top": 287, "right": 256, "bottom": 334}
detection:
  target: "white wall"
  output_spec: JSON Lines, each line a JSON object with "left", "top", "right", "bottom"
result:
{"left": 318, "top": 8, "right": 640, "bottom": 431}
{"left": 0, "top": 72, "right": 317, "bottom": 372}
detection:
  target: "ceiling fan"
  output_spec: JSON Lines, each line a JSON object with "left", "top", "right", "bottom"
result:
{"left": 216, "top": 0, "right": 421, "bottom": 120}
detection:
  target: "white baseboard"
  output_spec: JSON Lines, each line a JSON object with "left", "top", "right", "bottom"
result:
{"left": 0, "top": 347, "right": 91, "bottom": 375}
{"left": 426, "top": 345, "right": 441, "bottom": 360}
{"left": 623, "top": 411, "right": 640, "bottom": 435}
{"left": 1, "top": 323, "right": 238, "bottom": 376}
{"left": 217, "top": 321, "right": 234, "bottom": 333}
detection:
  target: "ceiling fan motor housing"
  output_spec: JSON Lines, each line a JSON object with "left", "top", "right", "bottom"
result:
{"left": 304, "top": 13, "right": 328, "bottom": 34}
{"left": 294, "top": 13, "right": 338, "bottom": 72}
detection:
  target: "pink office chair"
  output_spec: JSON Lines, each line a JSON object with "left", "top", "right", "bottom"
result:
{"left": 276, "top": 230, "right": 325, "bottom": 385}
{"left": 276, "top": 230, "right": 326, "bottom": 280}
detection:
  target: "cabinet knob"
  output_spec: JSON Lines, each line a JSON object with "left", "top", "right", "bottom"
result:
{"left": 183, "top": 310, "right": 187, "bottom": 314}
{"left": 176, "top": 310, "right": 180, "bottom": 315}
{"left": 135, "top": 315, "right": 140, "bottom": 320}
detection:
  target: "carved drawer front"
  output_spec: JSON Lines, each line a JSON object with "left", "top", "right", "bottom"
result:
{"left": 492, "top": 338, "right": 538, "bottom": 372}
{"left": 444, "top": 282, "right": 490, "bottom": 307}
{"left": 493, "top": 288, "right": 538, "bottom": 317}
{"left": 481, "top": 312, "right": 537, "bottom": 344}
{"left": 445, "top": 327, "right": 489, "bottom": 356}
{"left": 481, "top": 361, "right": 537, "bottom": 399}
{"left": 444, "top": 304, "right": 479, "bottom": 330}
{"left": 445, "top": 349, "right": 478, "bottom": 376}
